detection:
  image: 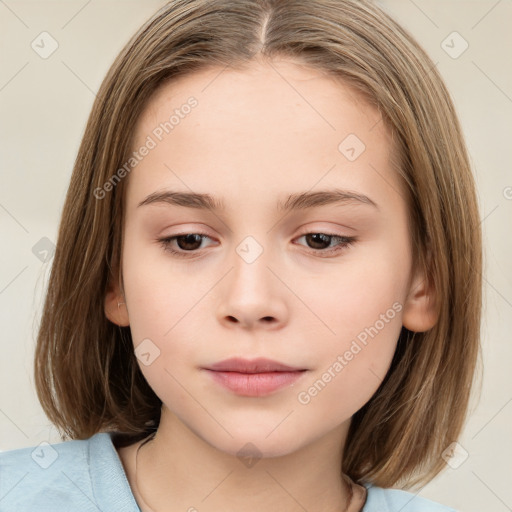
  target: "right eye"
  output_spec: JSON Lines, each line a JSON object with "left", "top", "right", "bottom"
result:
{"left": 157, "top": 233, "right": 216, "bottom": 258}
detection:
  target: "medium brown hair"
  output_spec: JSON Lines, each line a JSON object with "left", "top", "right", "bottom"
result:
{"left": 34, "top": 0, "right": 482, "bottom": 489}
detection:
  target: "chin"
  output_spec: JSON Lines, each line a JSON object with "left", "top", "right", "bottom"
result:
{"left": 202, "top": 426, "right": 307, "bottom": 461}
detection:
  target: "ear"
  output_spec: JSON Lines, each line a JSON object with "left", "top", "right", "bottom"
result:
{"left": 104, "top": 278, "right": 130, "bottom": 327}
{"left": 402, "top": 267, "right": 438, "bottom": 333}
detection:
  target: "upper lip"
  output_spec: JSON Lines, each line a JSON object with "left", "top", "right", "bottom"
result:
{"left": 204, "top": 357, "right": 306, "bottom": 373}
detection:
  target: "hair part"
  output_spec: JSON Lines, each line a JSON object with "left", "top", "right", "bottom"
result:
{"left": 34, "top": 0, "right": 482, "bottom": 489}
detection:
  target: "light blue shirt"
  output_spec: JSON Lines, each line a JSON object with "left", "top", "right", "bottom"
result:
{"left": 0, "top": 432, "right": 456, "bottom": 511}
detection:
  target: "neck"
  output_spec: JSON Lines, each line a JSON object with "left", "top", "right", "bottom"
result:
{"left": 126, "top": 406, "right": 358, "bottom": 512}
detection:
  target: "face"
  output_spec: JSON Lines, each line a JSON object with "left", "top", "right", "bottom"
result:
{"left": 108, "top": 58, "right": 432, "bottom": 458}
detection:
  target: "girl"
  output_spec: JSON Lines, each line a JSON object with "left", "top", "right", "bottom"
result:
{"left": 0, "top": 0, "right": 481, "bottom": 511}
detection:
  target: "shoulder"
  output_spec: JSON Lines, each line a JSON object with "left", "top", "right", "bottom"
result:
{"left": 0, "top": 434, "right": 94, "bottom": 511}
{"left": 0, "top": 432, "right": 139, "bottom": 512}
{"left": 364, "top": 484, "right": 457, "bottom": 512}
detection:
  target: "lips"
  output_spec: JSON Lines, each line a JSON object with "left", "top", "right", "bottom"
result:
{"left": 204, "top": 357, "right": 306, "bottom": 373}
{"left": 202, "top": 357, "right": 308, "bottom": 397}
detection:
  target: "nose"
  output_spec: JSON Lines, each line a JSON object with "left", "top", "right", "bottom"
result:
{"left": 216, "top": 242, "right": 289, "bottom": 330}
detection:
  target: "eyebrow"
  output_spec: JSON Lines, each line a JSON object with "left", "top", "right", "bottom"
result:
{"left": 137, "top": 188, "right": 378, "bottom": 212}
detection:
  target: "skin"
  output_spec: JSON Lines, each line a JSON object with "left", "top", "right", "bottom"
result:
{"left": 105, "top": 57, "right": 437, "bottom": 512}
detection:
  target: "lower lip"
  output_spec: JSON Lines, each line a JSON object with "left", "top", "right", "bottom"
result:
{"left": 204, "top": 370, "right": 307, "bottom": 397}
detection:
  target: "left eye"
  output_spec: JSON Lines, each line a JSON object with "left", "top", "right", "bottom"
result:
{"left": 157, "top": 232, "right": 356, "bottom": 258}
{"left": 295, "top": 232, "right": 355, "bottom": 253}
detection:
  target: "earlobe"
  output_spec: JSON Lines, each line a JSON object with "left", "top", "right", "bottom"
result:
{"left": 104, "top": 281, "right": 130, "bottom": 327}
{"left": 402, "top": 271, "right": 438, "bottom": 333}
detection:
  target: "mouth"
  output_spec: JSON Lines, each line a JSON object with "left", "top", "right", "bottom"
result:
{"left": 204, "top": 357, "right": 306, "bottom": 373}
{"left": 201, "top": 357, "right": 308, "bottom": 397}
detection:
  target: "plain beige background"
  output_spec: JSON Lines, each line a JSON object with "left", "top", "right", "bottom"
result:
{"left": 0, "top": 1, "right": 511, "bottom": 511}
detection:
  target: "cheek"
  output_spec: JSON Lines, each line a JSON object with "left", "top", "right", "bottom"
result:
{"left": 294, "top": 303, "right": 403, "bottom": 428}
{"left": 300, "top": 238, "right": 409, "bottom": 346}
{"left": 120, "top": 232, "right": 211, "bottom": 400}
{"left": 121, "top": 229, "right": 206, "bottom": 342}
{"left": 291, "top": 242, "right": 408, "bottom": 413}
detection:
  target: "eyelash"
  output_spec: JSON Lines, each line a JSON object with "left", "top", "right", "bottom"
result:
{"left": 157, "top": 231, "right": 357, "bottom": 259}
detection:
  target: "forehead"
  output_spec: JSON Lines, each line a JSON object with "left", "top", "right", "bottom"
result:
{"left": 135, "top": 58, "right": 385, "bottom": 143}
{"left": 126, "top": 58, "right": 401, "bottom": 211}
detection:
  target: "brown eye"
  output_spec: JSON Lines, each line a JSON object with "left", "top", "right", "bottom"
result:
{"left": 174, "top": 234, "right": 204, "bottom": 251}
{"left": 304, "top": 233, "right": 332, "bottom": 250}
{"left": 158, "top": 232, "right": 214, "bottom": 257}
{"left": 294, "top": 232, "right": 357, "bottom": 257}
